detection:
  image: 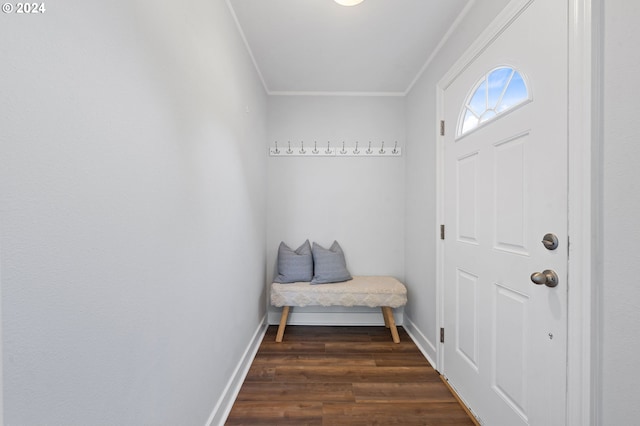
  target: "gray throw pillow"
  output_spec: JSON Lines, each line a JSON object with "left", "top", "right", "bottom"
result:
{"left": 311, "top": 241, "right": 353, "bottom": 284}
{"left": 274, "top": 240, "right": 313, "bottom": 283}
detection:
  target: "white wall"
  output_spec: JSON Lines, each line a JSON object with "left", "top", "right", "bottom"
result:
{"left": 266, "top": 95, "right": 405, "bottom": 323}
{"left": 601, "top": 1, "right": 640, "bottom": 423}
{"left": 0, "top": 0, "right": 267, "bottom": 424}
{"left": 403, "top": 0, "right": 511, "bottom": 360}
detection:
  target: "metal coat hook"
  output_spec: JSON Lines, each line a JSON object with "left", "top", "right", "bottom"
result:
{"left": 340, "top": 141, "right": 346, "bottom": 154}
{"left": 366, "top": 141, "right": 373, "bottom": 154}
{"left": 269, "top": 140, "right": 400, "bottom": 157}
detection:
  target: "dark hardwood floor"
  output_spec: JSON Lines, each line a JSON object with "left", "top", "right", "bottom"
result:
{"left": 225, "top": 325, "right": 476, "bottom": 425}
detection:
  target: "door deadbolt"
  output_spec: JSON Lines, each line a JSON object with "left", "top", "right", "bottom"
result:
{"left": 530, "top": 269, "right": 559, "bottom": 288}
{"left": 542, "top": 233, "right": 559, "bottom": 250}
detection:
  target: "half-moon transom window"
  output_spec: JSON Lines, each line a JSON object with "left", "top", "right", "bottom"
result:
{"left": 458, "top": 66, "right": 530, "bottom": 137}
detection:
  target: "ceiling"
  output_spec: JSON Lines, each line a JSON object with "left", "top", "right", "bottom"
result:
{"left": 227, "top": 0, "right": 471, "bottom": 95}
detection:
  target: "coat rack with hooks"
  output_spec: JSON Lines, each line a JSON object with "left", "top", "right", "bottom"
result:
{"left": 269, "top": 141, "right": 402, "bottom": 157}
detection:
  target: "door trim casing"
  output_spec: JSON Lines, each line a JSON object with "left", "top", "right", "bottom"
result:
{"left": 434, "top": 0, "right": 600, "bottom": 424}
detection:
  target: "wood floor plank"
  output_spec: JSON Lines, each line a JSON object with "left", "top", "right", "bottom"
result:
{"left": 225, "top": 326, "right": 476, "bottom": 425}
{"left": 243, "top": 365, "right": 276, "bottom": 382}
{"left": 226, "top": 418, "right": 321, "bottom": 426}
{"left": 325, "top": 341, "right": 421, "bottom": 353}
{"left": 322, "top": 402, "right": 475, "bottom": 425}
{"left": 373, "top": 352, "right": 433, "bottom": 367}
{"left": 273, "top": 365, "right": 439, "bottom": 383}
{"left": 352, "top": 382, "right": 459, "bottom": 403}
{"left": 234, "top": 382, "right": 355, "bottom": 402}
{"left": 266, "top": 325, "right": 377, "bottom": 342}
{"left": 257, "top": 341, "right": 326, "bottom": 353}
{"left": 252, "top": 353, "right": 377, "bottom": 367}
{"left": 226, "top": 401, "right": 323, "bottom": 424}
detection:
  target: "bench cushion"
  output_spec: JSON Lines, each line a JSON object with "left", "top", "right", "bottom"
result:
{"left": 271, "top": 276, "right": 407, "bottom": 308}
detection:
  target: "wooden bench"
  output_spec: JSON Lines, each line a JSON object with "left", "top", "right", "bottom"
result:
{"left": 270, "top": 276, "right": 407, "bottom": 343}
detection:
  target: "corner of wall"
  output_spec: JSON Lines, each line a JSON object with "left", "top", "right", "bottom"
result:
{"left": 402, "top": 314, "right": 437, "bottom": 369}
{"left": 206, "top": 317, "right": 268, "bottom": 426}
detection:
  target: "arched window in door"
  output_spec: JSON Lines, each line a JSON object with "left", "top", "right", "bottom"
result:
{"left": 458, "top": 66, "right": 530, "bottom": 137}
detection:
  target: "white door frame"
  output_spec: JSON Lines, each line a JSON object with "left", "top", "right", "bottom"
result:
{"left": 434, "top": 0, "right": 601, "bottom": 424}
{"left": 0, "top": 235, "right": 4, "bottom": 426}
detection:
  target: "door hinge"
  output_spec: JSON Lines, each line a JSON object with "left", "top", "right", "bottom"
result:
{"left": 440, "top": 327, "right": 445, "bottom": 343}
{"left": 440, "top": 120, "right": 445, "bottom": 136}
{"left": 440, "top": 224, "right": 445, "bottom": 240}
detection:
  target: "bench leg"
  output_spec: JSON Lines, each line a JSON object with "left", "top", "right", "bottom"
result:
{"left": 275, "top": 306, "right": 290, "bottom": 343}
{"left": 381, "top": 306, "right": 400, "bottom": 344}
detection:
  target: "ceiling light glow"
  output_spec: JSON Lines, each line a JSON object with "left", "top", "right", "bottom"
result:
{"left": 334, "top": 0, "right": 365, "bottom": 6}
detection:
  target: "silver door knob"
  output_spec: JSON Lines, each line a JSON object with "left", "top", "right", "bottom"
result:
{"left": 530, "top": 269, "right": 559, "bottom": 287}
{"left": 542, "top": 233, "right": 559, "bottom": 250}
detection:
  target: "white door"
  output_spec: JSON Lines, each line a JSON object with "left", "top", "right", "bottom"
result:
{"left": 442, "top": 0, "right": 567, "bottom": 425}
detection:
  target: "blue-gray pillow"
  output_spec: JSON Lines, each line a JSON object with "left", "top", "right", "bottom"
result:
{"left": 311, "top": 241, "right": 352, "bottom": 284}
{"left": 274, "top": 240, "right": 313, "bottom": 283}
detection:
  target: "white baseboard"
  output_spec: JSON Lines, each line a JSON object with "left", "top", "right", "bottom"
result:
{"left": 402, "top": 314, "right": 438, "bottom": 370}
{"left": 267, "top": 307, "right": 404, "bottom": 326}
{"left": 206, "top": 315, "right": 268, "bottom": 426}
